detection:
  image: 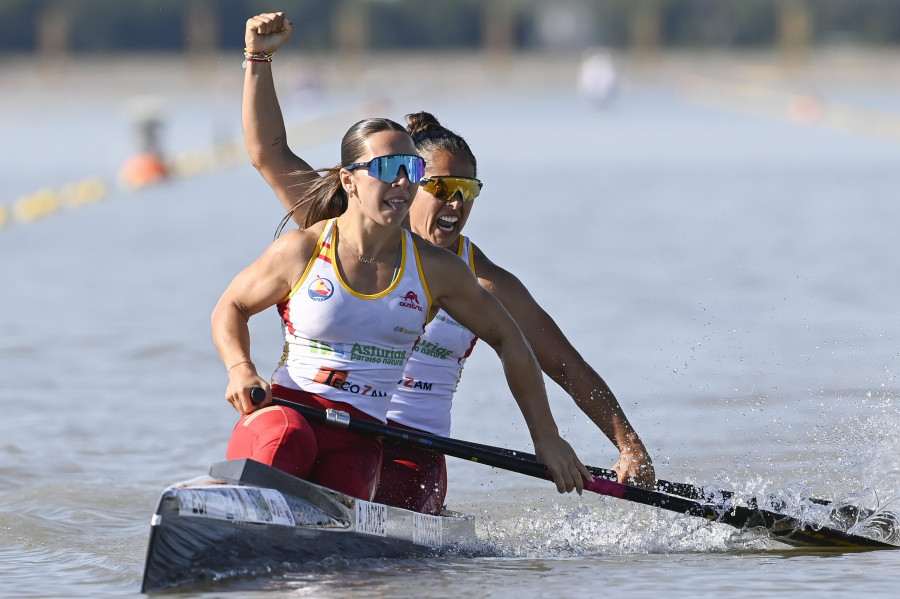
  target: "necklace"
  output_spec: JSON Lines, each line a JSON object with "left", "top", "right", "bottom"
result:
{"left": 342, "top": 236, "right": 376, "bottom": 264}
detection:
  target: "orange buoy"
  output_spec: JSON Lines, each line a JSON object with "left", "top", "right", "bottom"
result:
{"left": 118, "top": 152, "right": 168, "bottom": 190}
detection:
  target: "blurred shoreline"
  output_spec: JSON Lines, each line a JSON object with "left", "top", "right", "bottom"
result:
{"left": 5, "top": 47, "right": 900, "bottom": 106}
{"left": 4, "top": 47, "right": 900, "bottom": 228}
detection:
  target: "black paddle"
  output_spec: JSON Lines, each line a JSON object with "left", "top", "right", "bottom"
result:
{"left": 250, "top": 389, "right": 895, "bottom": 549}
{"left": 449, "top": 437, "right": 868, "bottom": 521}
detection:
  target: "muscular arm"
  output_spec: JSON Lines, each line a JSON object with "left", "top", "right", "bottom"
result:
{"left": 420, "top": 241, "right": 591, "bottom": 494}
{"left": 242, "top": 12, "right": 317, "bottom": 224}
{"left": 473, "top": 246, "right": 656, "bottom": 489}
{"left": 212, "top": 229, "right": 317, "bottom": 414}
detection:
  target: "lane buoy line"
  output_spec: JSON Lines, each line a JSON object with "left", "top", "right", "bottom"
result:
{"left": 6, "top": 178, "right": 108, "bottom": 225}
{"left": 1, "top": 101, "right": 385, "bottom": 230}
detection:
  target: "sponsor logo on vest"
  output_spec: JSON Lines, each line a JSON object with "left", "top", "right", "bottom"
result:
{"left": 399, "top": 290, "right": 423, "bottom": 311}
{"left": 394, "top": 325, "right": 423, "bottom": 336}
{"left": 314, "top": 366, "right": 349, "bottom": 387}
{"left": 350, "top": 343, "right": 407, "bottom": 366}
{"left": 435, "top": 313, "right": 467, "bottom": 329}
{"left": 399, "top": 376, "right": 433, "bottom": 391}
{"left": 314, "top": 366, "right": 388, "bottom": 397}
{"left": 413, "top": 340, "right": 454, "bottom": 360}
{"left": 307, "top": 276, "right": 335, "bottom": 301}
{"left": 309, "top": 340, "right": 346, "bottom": 358}
{"left": 309, "top": 340, "right": 407, "bottom": 366}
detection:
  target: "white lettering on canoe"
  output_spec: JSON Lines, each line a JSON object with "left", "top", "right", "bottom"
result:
{"left": 413, "top": 512, "right": 443, "bottom": 547}
{"left": 355, "top": 500, "right": 387, "bottom": 537}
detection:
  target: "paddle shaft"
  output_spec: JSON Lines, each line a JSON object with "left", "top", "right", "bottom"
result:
{"left": 457, "top": 438, "right": 842, "bottom": 511}
{"left": 458, "top": 438, "right": 719, "bottom": 501}
{"left": 257, "top": 392, "right": 891, "bottom": 548}
{"left": 264, "top": 399, "right": 774, "bottom": 524}
{"left": 250, "top": 390, "right": 822, "bottom": 508}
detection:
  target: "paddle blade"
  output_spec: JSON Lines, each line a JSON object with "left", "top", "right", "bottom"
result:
{"left": 584, "top": 475, "right": 897, "bottom": 550}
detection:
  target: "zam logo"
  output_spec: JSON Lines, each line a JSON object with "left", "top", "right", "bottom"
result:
{"left": 399, "top": 290, "right": 423, "bottom": 312}
{"left": 399, "top": 376, "right": 433, "bottom": 391}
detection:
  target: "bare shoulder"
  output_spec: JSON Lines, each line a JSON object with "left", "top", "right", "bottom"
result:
{"left": 412, "top": 234, "right": 461, "bottom": 266}
{"left": 412, "top": 234, "right": 479, "bottom": 301}
{"left": 470, "top": 240, "right": 524, "bottom": 294}
{"left": 242, "top": 223, "right": 325, "bottom": 293}
{"left": 263, "top": 221, "right": 324, "bottom": 262}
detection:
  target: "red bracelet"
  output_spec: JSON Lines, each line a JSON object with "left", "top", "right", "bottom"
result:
{"left": 243, "top": 49, "right": 274, "bottom": 63}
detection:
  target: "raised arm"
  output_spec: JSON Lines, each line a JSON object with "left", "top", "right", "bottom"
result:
{"left": 419, "top": 241, "right": 592, "bottom": 494}
{"left": 243, "top": 12, "right": 317, "bottom": 224}
{"left": 473, "top": 247, "right": 656, "bottom": 489}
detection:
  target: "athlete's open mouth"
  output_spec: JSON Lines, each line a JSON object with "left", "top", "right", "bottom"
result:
{"left": 437, "top": 215, "right": 458, "bottom": 232}
{"left": 385, "top": 197, "right": 408, "bottom": 211}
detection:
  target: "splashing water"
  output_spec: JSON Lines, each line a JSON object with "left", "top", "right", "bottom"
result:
{"left": 473, "top": 497, "right": 748, "bottom": 557}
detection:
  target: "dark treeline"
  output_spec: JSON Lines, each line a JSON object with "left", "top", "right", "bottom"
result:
{"left": 2, "top": 0, "right": 900, "bottom": 53}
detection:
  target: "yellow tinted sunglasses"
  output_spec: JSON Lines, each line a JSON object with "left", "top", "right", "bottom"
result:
{"left": 420, "top": 176, "right": 483, "bottom": 203}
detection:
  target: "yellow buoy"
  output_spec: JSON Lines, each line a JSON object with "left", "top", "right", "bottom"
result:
{"left": 14, "top": 189, "right": 60, "bottom": 222}
{"left": 60, "top": 178, "right": 108, "bottom": 206}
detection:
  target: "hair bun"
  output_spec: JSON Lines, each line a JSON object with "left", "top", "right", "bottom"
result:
{"left": 406, "top": 111, "right": 444, "bottom": 138}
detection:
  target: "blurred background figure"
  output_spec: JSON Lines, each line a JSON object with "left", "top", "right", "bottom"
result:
{"left": 118, "top": 95, "right": 168, "bottom": 190}
{"left": 290, "top": 59, "right": 323, "bottom": 106}
{"left": 577, "top": 47, "right": 619, "bottom": 108}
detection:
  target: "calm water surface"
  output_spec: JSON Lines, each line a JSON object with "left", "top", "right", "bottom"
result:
{"left": 1, "top": 56, "right": 898, "bottom": 597}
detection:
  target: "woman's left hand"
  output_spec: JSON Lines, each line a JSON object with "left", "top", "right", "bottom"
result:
{"left": 612, "top": 445, "right": 656, "bottom": 490}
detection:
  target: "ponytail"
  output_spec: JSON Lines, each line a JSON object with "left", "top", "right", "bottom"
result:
{"left": 274, "top": 166, "right": 348, "bottom": 238}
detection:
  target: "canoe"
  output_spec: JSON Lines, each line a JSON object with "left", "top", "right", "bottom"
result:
{"left": 140, "top": 458, "right": 477, "bottom": 592}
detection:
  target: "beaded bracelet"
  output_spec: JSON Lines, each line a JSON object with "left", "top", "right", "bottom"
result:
{"left": 243, "top": 49, "right": 274, "bottom": 68}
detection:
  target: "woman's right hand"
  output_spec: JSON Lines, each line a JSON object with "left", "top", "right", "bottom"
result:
{"left": 533, "top": 432, "right": 593, "bottom": 495}
{"left": 225, "top": 362, "right": 271, "bottom": 414}
{"left": 245, "top": 12, "right": 294, "bottom": 55}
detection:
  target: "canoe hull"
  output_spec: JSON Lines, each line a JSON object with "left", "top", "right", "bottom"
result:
{"left": 141, "top": 459, "right": 477, "bottom": 592}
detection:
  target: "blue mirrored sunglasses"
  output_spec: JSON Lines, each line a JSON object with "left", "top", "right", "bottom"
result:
{"left": 344, "top": 154, "right": 426, "bottom": 184}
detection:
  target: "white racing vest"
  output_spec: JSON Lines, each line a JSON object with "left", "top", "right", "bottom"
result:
{"left": 271, "top": 218, "right": 432, "bottom": 422}
{"left": 387, "top": 236, "right": 478, "bottom": 436}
